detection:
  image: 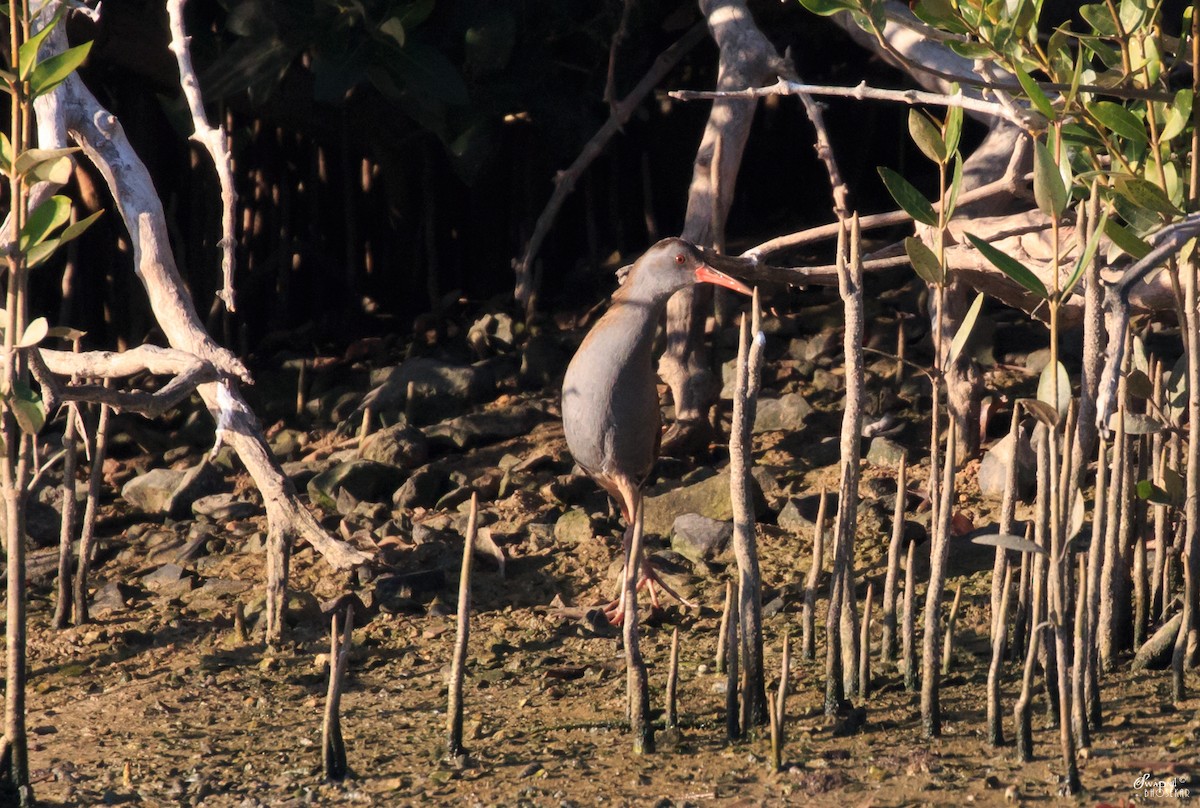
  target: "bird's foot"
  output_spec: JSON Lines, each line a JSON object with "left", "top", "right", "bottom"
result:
{"left": 602, "top": 564, "right": 697, "bottom": 625}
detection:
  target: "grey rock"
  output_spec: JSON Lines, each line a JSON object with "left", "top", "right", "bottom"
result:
{"left": 643, "top": 469, "right": 768, "bottom": 538}
{"left": 752, "top": 393, "right": 812, "bottom": 433}
{"left": 670, "top": 513, "right": 733, "bottom": 564}
{"left": 91, "top": 581, "right": 136, "bottom": 615}
{"left": 192, "top": 493, "right": 260, "bottom": 522}
{"left": 978, "top": 430, "right": 1035, "bottom": 499}
{"left": 122, "top": 468, "right": 186, "bottom": 515}
{"left": 245, "top": 590, "right": 321, "bottom": 629}
{"left": 777, "top": 498, "right": 816, "bottom": 535}
{"left": 554, "top": 509, "right": 595, "bottom": 545}
{"left": 269, "top": 428, "right": 305, "bottom": 460}
{"left": 360, "top": 424, "right": 428, "bottom": 469}
{"left": 371, "top": 569, "right": 446, "bottom": 612}
{"left": 865, "top": 437, "right": 906, "bottom": 469}
{"left": 393, "top": 465, "right": 447, "bottom": 510}
{"left": 519, "top": 335, "right": 567, "bottom": 389}
{"left": 142, "top": 563, "right": 196, "bottom": 597}
{"left": 307, "top": 460, "right": 407, "bottom": 510}
{"left": 361, "top": 358, "right": 496, "bottom": 425}
{"left": 0, "top": 497, "right": 61, "bottom": 549}
{"left": 423, "top": 404, "right": 548, "bottom": 451}
{"left": 1025, "top": 347, "right": 1052, "bottom": 374}
{"left": 812, "top": 368, "right": 844, "bottom": 393}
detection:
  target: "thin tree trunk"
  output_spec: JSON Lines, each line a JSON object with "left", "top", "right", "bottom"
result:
{"left": 72, "top": 402, "right": 110, "bottom": 625}
{"left": 52, "top": 403, "right": 79, "bottom": 629}
{"left": 987, "top": 558, "right": 1013, "bottom": 746}
{"left": 921, "top": 418, "right": 957, "bottom": 737}
{"left": 881, "top": 458, "right": 907, "bottom": 665}
{"left": 801, "top": 490, "right": 827, "bottom": 661}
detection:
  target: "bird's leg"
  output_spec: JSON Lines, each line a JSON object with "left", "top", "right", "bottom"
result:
{"left": 602, "top": 488, "right": 697, "bottom": 624}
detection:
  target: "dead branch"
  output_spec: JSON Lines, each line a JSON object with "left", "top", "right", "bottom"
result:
{"left": 166, "top": 0, "right": 238, "bottom": 312}
{"left": 321, "top": 604, "right": 354, "bottom": 780}
{"left": 447, "top": 494, "right": 479, "bottom": 758}
{"left": 512, "top": 22, "right": 706, "bottom": 312}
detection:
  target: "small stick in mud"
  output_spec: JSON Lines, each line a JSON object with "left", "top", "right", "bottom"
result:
{"left": 233, "top": 602, "right": 247, "bottom": 643}
{"left": 666, "top": 627, "right": 680, "bottom": 731}
{"left": 801, "top": 488, "right": 828, "bottom": 661}
{"left": 987, "top": 557, "right": 1014, "bottom": 746}
{"left": 716, "top": 580, "right": 734, "bottom": 674}
{"left": 768, "top": 630, "right": 791, "bottom": 772}
{"left": 881, "top": 459, "right": 906, "bottom": 665}
{"left": 724, "top": 589, "right": 740, "bottom": 742}
{"left": 447, "top": 493, "right": 479, "bottom": 758}
{"left": 322, "top": 604, "right": 355, "bottom": 780}
{"left": 902, "top": 538, "right": 917, "bottom": 692}
{"left": 859, "top": 582, "right": 873, "bottom": 699}
{"left": 941, "top": 583, "right": 963, "bottom": 675}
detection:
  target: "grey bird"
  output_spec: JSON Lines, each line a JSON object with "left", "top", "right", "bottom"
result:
{"left": 562, "top": 237, "right": 755, "bottom": 620}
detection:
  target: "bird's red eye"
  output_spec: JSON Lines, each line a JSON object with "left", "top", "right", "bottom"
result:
{"left": 674, "top": 253, "right": 686, "bottom": 265}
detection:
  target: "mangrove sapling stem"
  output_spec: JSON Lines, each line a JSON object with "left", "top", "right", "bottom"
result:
{"left": 717, "top": 580, "right": 734, "bottom": 674}
{"left": 987, "top": 558, "right": 1014, "bottom": 746}
{"left": 1134, "top": 534, "right": 1148, "bottom": 651}
{"left": 447, "top": 494, "right": 479, "bottom": 758}
{"left": 725, "top": 586, "right": 740, "bottom": 742}
{"left": 768, "top": 631, "right": 791, "bottom": 772}
{"left": 321, "top": 604, "right": 354, "bottom": 780}
{"left": 1150, "top": 365, "right": 1167, "bottom": 620}
{"left": 921, "top": 419, "right": 958, "bottom": 738}
{"left": 1014, "top": 620, "right": 1046, "bottom": 763}
{"left": 730, "top": 297, "right": 767, "bottom": 728}
{"left": 859, "top": 582, "right": 873, "bottom": 699}
{"left": 666, "top": 628, "right": 680, "bottom": 731}
{"left": 941, "top": 583, "right": 962, "bottom": 675}
{"left": 72, "top": 400, "right": 111, "bottom": 626}
{"left": 1085, "top": 434, "right": 1108, "bottom": 730}
{"left": 993, "top": 407, "right": 1022, "bottom": 646}
{"left": 1034, "top": 425, "right": 1060, "bottom": 729}
{"left": 1100, "top": 386, "right": 1129, "bottom": 672}
{"left": 902, "top": 538, "right": 918, "bottom": 692}
{"left": 623, "top": 501, "right": 653, "bottom": 754}
{"left": 52, "top": 403, "right": 80, "bottom": 630}
{"left": 1072, "top": 552, "right": 1090, "bottom": 750}
{"left": 882, "top": 458, "right": 907, "bottom": 665}
{"left": 1048, "top": 424, "right": 1080, "bottom": 794}
{"left": 802, "top": 489, "right": 828, "bottom": 661}
{"left": 1014, "top": 546, "right": 1030, "bottom": 660}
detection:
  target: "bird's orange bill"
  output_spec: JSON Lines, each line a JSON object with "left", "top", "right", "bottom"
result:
{"left": 695, "top": 265, "right": 752, "bottom": 295}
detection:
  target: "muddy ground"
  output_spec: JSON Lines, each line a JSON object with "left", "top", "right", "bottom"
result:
{"left": 10, "top": 282, "right": 1200, "bottom": 807}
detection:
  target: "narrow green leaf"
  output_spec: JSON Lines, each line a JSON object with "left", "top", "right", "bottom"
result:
{"left": 908, "top": 109, "right": 947, "bottom": 164}
{"left": 878, "top": 167, "right": 937, "bottom": 226}
{"left": 971, "top": 533, "right": 1047, "bottom": 555}
{"left": 24, "top": 238, "right": 60, "bottom": 269}
{"left": 944, "top": 154, "right": 963, "bottom": 221}
{"left": 966, "top": 233, "right": 1048, "bottom": 299}
{"left": 1160, "top": 89, "right": 1193, "bottom": 142}
{"left": 1126, "top": 368, "right": 1154, "bottom": 400}
{"left": 46, "top": 326, "right": 86, "bottom": 340}
{"left": 379, "top": 17, "right": 405, "bottom": 47}
{"left": 943, "top": 99, "right": 963, "bottom": 156}
{"left": 1080, "top": 3, "right": 1117, "bottom": 35}
{"left": 28, "top": 41, "right": 91, "bottom": 97}
{"left": 1033, "top": 140, "right": 1068, "bottom": 218}
{"left": 796, "top": 0, "right": 857, "bottom": 15}
{"left": 1163, "top": 466, "right": 1185, "bottom": 504}
{"left": 0, "top": 132, "right": 10, "bottom": 172}
{"left": 1104, "top": 218, "right": 1151, "bottom": 259}
{"left": 57, "top": 209, "right": 102, "bottom": 243}
{"left": 1135, "top": 479, "right": 1170, "bottom": 504}
{"left": 17, "top": 316, "right": 48, "bottom": 348}
{"left": 1088, "top": 101, "right": 1148, "bottom": 144}
{"left": 1037, "top": 360, "right": 1071, "bottom": 419}
{"left": 19, "top": 195, "right": 70, "bottom": 250}
{"left": 904, "top": 236, "right": 944, "bottom": 284}
{"left": 1061, "top": 209, "right": 1109, "bottom": 299}
{"left": 1015, "top": 65, "right": 1055, "bottom": 120}
{"left": 8, "top": 381, "right": 44, "bottom": 435}
{"left": 948, "top": 292, "right": 984, "bottom": 365}
{"left": 13, "top": 146, "right": 78, "bottom": 181}
{"left": 1112, "top": 176, "right": 1180, "bottom": 217}
{"left": 1021, "top": 398, "right": 1060, "bottom": 428}
{"left": 16, "top": 13, "right": 61, "bottom": 80}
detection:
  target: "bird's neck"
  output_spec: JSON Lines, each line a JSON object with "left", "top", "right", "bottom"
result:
{"left": 593, "top": 287, "right": 668, "bottom": 364}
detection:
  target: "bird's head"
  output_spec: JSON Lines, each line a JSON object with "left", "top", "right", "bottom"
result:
{"left": 623, "top": 238, "right": 755, "bottom": 301}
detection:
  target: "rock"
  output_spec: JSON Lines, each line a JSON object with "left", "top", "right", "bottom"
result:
{"left": 777, "top": 498, "right": 816, "bottom": 535}
{"left": 753, "top": 392, "right": 812, "bottom": 433}
{"left": 978, "top": 430, "right": 1035, "bottom": 499}
{"left": 1025, "top": 347, "right": 1052, "bottom": 374}
{"left": 643, "top": 469, "right": 768, "bottom": 538}
{"left": 360, "top": 424, "right": 428, "bottom": 469}
{"left": 192, "top": 493, "right": 260, "bottom": 522}
{"left": 0, "top": 497, "right": 61, "bottom": 549}
{"left": 361, "top": 358, "right": 496, "bottom": 425}
{"left": 371, "top": 569, "right": 447, "bottom": 612}
{"left": 307, "top": 460, "right": 407, "bottom": 510}
{"left": 268, "top": 428, "right": 305, "bottom": 460}
{"left": 423, "top": 404, "right": 548, "bottom": 451}
{"left": 245, "top": 590, "right": 322, "bottom": 629}
{"left": 519, "top": 335, "right": 567, "bottom": 389}
{"left": 554, "top": 509, "right": 595, "bottom": 545}
{"left": 670, "top": 513, "right": 733, "bottom": 564}
{"left": 122, "top": 468, "right": 186, "bottom": 514}
{"left": 393, "top": 465, "right": 448, "bottom": 510}
{"left": 91, "top": 581, "right": 136, "bottom": 615}
{"left": 141, "top": 563, "right": 196, "bottom": 597}
{"left": 866, "top": 437, "right": 906, "bottom": 469}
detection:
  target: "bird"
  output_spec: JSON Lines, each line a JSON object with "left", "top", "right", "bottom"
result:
{"left": 561, "top": 237, "right": 754, "bottom": 621}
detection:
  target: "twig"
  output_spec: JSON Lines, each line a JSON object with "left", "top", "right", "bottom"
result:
{"left": 513, "top": 22, "right": 707, "bottom": 311}
{"left": 166, "top": 0, "right": 238, "bottom": 312}
{"left": 670, "top": 78, "right": 1035, "bottom": 129}
{"left": 724, "top": 582, "right": 740, "bottom": 742}
{"left": 987, "top": 557, "right": 1013, "bottom": 746}
{"left": 902, "top": 528, "right": 918, "bottom": 691}
{"left": 447, "top": 493, "right": 479, "bottom": 757}
{"left": 794, "top": 82, "right": 850, "bottom": 220}
{"left": 801, "top": 488, "right": 828, "bottom": 661}
{"left": 881, "top": 457, "right": 907, "bottom": 664}
{"left": 52, "top": 401, "right": 79, "bottom": 629}
{"left": 716, "top": 579, "right": 733, "bottom": 674}
{"left": 858, "top": 582, "right": 873, "bottom": 699}
{"left": 665, "top": 627, "right": 680, "bottom": 731}
{"left": 71, "top": 398, "right": 110, "bottom": 626}
{"left": 768, "top": 631, "right": 790, "bottom": 772}
{"left": 940, "top": 582, "right": 963, "bottom": 675}
{"left": 730, "top": 291, "right": 767, "bottom": 729}
{"left": 321, "top": 604, "right": 354, "bottom": 780}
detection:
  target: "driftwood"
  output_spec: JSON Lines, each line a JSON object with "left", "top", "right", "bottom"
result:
{"left": 33, "top": 16, "right": 369, "bottom": 644}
